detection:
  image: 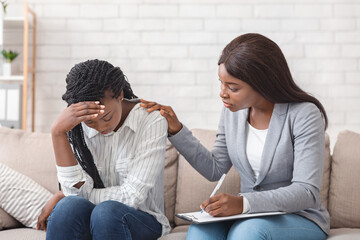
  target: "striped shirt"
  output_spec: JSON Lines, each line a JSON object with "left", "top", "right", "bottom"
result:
{"left": 56, "top": 102, "right": 170, "bottom": 235}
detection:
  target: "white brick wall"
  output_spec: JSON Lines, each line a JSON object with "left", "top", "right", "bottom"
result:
{"left": 4, "top": 0, "right": 360, "bottom": 149}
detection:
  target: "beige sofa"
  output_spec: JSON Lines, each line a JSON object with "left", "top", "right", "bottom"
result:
{"left": 0, "top": 126, "right": 359, "bottom": 239}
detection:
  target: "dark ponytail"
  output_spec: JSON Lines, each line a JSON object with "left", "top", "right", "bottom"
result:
{"left": 218, "top": 33, "right": 328, "bottom": 129}
{"left": 62, "top": 59, "right": 137, "bottom": 188}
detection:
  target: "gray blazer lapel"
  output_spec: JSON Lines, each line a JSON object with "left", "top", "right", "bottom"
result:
{"left": 255, "top": 103, "right": 289, "bottom": 185}
{"left": 236, "top": 108, "right": 256, "bottom": 183}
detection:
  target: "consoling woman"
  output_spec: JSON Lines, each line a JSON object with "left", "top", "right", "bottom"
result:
{"left": 141, "top": 33, "right": 330, "bottom": 240}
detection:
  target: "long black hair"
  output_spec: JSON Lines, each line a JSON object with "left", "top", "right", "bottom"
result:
{"left": 218, "top": 33, "right": 328, "bottom": 129}
{"left": 62, "top": 59, "right": 137, "bottom": 188}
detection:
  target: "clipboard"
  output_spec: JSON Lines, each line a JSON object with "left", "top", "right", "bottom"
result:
{"left": 175, "top": 211, "right": 285, "bottom": 224}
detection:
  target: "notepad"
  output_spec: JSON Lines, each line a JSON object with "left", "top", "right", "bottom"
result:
{"left": 176, "top": 211, "right": 285, "bottom": 224}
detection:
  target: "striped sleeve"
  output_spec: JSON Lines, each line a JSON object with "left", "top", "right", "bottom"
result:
{"left": 88, "top": 115, "right": 168, "bottom": 206}
{"left": 56, "top": 164, "right": 93, "bottom": 198}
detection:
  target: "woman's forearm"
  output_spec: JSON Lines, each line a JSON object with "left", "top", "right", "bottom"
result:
{"left": 52, "top": 128, "right": 85, "bottom": 189}
{"left": 51, "top": 129, "right": 78, "bottom": 167}
{"left": 56, "top": 190, "right": 65, "bottom": 200}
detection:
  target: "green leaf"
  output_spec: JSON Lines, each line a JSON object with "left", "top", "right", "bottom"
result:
{"left": 1, "top": 49, "right": 19, "bottom": 63}
{"left": 1, "top": 1, "right": 7, "bottom": 14}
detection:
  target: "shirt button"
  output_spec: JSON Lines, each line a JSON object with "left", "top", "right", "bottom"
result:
{"left": 253, "top": 186, "right": 260, "bottom": 191}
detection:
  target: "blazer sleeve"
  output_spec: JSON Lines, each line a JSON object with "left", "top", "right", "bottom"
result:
{"left": 241, "top": 104, "right": 325, "bottom": 213}
{"left": 169, "top": 108, "right": 233, "bottom": 181}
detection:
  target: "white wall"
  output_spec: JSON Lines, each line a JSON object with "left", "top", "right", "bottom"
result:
{"left": 5, "top": 0, "right": 360, "bottom": 148}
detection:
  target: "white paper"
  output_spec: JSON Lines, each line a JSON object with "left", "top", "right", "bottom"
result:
{"left": 176, "top": 211, "right": 285, "bottom": 224}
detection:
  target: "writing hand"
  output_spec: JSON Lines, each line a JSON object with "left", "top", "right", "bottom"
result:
{"left": 200, "top": 193, "right": 243, "bottom": 217}
{"left": 140, "top": 99, "right": 183, "bottom": 135}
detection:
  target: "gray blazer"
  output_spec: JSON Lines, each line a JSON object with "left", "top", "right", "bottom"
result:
{"left": 169, "top": 102, "right": 330, "bottom": 234}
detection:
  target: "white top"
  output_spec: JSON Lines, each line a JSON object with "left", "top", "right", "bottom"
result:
{"left": 243, "top": 122, "right": 268, "bottom": 213}
{"left": 245, "top": 122, "right": 268, "bottom": 180}
{"left": 56, "top": 102, "right": 170, "bottom": 235}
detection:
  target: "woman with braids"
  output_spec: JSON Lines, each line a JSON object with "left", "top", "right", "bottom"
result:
{"left": 36, "top": 59, "right": 170, "bottom": 240}
{"left": 141, "top": 33, "right": 329, "bottom": 240}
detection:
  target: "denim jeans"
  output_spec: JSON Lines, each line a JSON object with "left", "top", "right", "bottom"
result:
{"left": 46, "top": 196, "right": 162, "bottom": 240}
{"left": 186, "top": 213, "right": 327, "bottom": 240}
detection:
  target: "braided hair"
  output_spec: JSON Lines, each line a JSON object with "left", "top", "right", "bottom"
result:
{"left": 62, "top": 59, "right": 137, "bottom": 188}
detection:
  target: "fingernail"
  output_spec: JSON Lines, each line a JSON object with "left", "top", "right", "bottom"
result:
{"left": 95, "top": 101, "right": 100, "bottom": 104}
{"left": 99, "top": 110, "right": 104, "bottom": 113}
{"left": 100, "top": 105, "right": 105, "bottom": 108}
{"left": 93, "top": 114, "right": 98, "bottom": 117}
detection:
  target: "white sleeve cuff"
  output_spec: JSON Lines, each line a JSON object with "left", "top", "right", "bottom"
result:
{"left": 242, "top": 196, "right": 250, "bottom": 213}
{"left": 56, "top": 164, "right": 86, "bottom": 194}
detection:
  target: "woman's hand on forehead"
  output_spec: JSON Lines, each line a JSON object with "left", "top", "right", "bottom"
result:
{"left": 52, "top": 101, "right": 105, "bottom": 134}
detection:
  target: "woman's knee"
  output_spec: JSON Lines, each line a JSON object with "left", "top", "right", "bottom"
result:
{"left": 227, "top": 216, "right": 327, "bottom": 240}
{"left": 50, "top": 196, "right": 95, "bottom": 223}
{"left": 91, "top": 200, "right": 129, "bottom": 225}
{"left": 47, "top": 195, "right": 95, "bottom": 239}
{"left": 187, "top": 222, "right": 230, "bottom": 240}
{"left": 227, "top": 219, "right": 268, "bottom": 240}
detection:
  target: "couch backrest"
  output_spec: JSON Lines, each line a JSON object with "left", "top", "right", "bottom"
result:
{"left": 173, "top": 129, "right": 241, "bottom": 226}
{"left": 0, "top": 127, "right": 339, "bottom": 229}
{"left": 163, "top": 140, "right": 179, "bottom": 227}
{"left": 0, "top": 207, "right": 22, "bottom": 230}
{"left": 321, "top": 133, "right": 331, "bottom": 209}
{"left": 0, "top": 127, "right": 58, "bottom": 194}
{"left": 0, "top": 127, "right": 181, "bottom": 228}
{"left": 328, "top": 130, "right": 360, "bottom": 228}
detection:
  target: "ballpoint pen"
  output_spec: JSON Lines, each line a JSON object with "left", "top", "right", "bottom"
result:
{"left": 201, "top": 173, "right": 226, "bottom": 213}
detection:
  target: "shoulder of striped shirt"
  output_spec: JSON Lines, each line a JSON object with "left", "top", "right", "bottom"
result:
{"left": 136, "top": 105, "right": 166, "bottom": 125}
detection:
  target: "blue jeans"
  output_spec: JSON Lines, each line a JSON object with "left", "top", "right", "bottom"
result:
{"left": 46, "top": 196, "right": 162, "bottom": 240}
{"left": 186, "top": 213, "right": 327, "bottom": 240}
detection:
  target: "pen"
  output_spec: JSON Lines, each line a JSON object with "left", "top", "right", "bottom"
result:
{"left": 201, "top": 173, "right": 226, "bottom": 213}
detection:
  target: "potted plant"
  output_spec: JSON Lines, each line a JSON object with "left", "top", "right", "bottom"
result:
{"left": 1, "top": 1, "right": 7, "bottom": 14}
{"left": 1, "top": 49, "right": 18, "bottom": 76}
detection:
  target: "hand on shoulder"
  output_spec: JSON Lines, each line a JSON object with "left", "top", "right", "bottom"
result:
{"left": 140, "top": 99, "right": 183, "bottom": 135}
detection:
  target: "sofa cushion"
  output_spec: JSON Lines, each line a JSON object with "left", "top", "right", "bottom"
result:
{"left": 328, "top": 228, "right": 360, "bottom": 239}
{"left": 174, "top": 129, "right": 241, "bottom": 226}
{"left": 329, "top": 130, "right": 360, "bottom": 228}
{"left": 171, "top": 225, "right": 190, "bottom": 233}
{"left": 321, "top": 133, "right": 331, "bottom": 210}
{"left": 164, "top": 140, "right": 179, "bottom": 227}
{"left": 0, "top": 228, "right": 46, "bottom": 240}
{"left": 158, "top": 231, "right": 187, "bottom": 240}
{"left": 0, "top": 163, "right": 53, "bottom": 228}
{"left": 0, "top": 208, "right": 22, "bottom": 230}
{"left": 0, "top": 127, "right": 58, "bottom": 194}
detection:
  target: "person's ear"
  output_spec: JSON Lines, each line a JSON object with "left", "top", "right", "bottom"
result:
{"left": 118, "top": 90, "right": 124, "bottom": 102}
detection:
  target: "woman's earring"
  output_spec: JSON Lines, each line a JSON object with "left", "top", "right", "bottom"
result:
{"left": 121, "top": 97, "right": 124, "bottom": 101}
